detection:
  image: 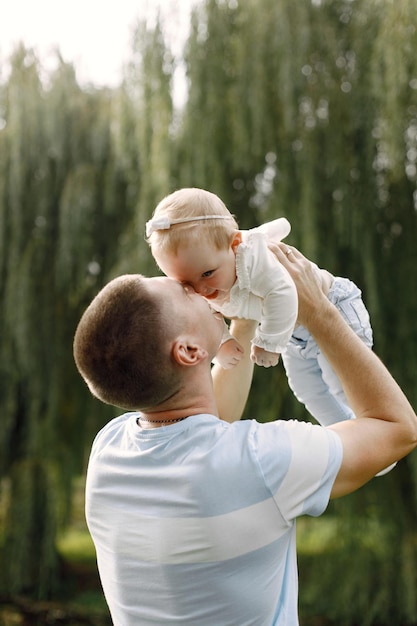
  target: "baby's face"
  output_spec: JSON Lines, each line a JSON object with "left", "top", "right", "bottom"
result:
{"left": 154, "top": 238, "right": 238, "bottom": 305}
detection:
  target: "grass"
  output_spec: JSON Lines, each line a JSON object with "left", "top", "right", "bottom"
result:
{"left": 58, "top": 528, "right": 96, "bottom": 565}
{"left": 297, "top": 516, "right": 340, "bottom": 555}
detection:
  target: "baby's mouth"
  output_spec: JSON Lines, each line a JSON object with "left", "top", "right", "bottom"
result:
{"left": 204, "top": 290, "right": 219, "bottom": 300}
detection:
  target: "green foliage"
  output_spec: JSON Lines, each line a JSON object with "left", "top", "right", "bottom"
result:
{"left": 0, "top": 46, "right": 135, "bottom": 597}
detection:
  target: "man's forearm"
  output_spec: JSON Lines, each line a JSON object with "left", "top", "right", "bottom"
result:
{"left": 310, "top": 297, "right": 417, "bottom": 492}
{"left": 212, "top": 319, "right": 257, "bottom": 422}
{"left": 272, "top": 242, "right": 417, "bottom": 493}
{"left": 311, "top": 298, "right": 415, "bottom": 430}
{"left": 275, "top": 241, "right": 416, "bottom": 440}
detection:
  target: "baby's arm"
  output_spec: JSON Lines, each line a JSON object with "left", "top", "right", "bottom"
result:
{"left": 250, "top": 253, "right": 298, "bottom": 366}
{"left": 243, "top": 229, "right": 298, "bottom": 367}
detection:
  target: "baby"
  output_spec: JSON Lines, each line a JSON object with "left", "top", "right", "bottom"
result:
{"left": 146, "top": 187, "right": 373, "bottom": 427}
{"left": 146, "top": 187, "right": 396, "bottom": 477}
{"left": 147, "top": 188, "right": 304, "bottom": 367}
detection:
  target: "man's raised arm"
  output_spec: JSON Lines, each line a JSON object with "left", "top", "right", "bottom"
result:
{"left": 274, "top": 243, "right": 417, "bottom": 497}
{"left": 212, "top": 319, "right": 257, "bottom": 423}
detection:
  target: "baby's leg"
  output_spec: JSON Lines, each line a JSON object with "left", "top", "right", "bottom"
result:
{"left": 282, "top": 337, "right": 354, "bottom": 426}
{"left": 318, "top": 277, "right": 373, "bottom": 417}
{"left": 283, "top": 276, "right": 373, "bottom": 426}
{"left": 284, "top": 285, "right": 395, "bottom": 475}
{"left": 329, "top": 277, "right": 373, "bottom": 350}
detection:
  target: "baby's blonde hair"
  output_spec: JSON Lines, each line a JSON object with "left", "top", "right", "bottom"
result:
{"left": 147, "top": 188, "right": 239, "bottom": 255}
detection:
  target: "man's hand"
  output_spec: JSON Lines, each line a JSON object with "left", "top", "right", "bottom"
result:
{"left": 268, "top": 243, "right": 325, "bottom": 328}
{"left": 213, "top": 337, "right": 244, "bottom": 369}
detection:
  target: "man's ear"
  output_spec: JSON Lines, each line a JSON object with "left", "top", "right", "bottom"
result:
{"left": 172, "top": 339, "right": 208, "bottom": 366}
{"left": 231, "top": 231, "right": 242, "bottom": 253}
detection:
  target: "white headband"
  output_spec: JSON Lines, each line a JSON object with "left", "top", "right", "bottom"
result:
{"left": 145, "top": 215, "right": 234, "bottom": 238}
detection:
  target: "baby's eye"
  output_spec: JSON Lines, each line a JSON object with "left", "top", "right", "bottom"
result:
{"left": 202, "top": 270, "right": 214, "bottom": 278}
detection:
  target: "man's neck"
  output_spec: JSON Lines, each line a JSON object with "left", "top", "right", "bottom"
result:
{"left": 139, "top": 398, "right": 219, "bottom": 428}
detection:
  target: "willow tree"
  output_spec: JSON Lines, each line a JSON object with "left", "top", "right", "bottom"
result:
{"left": 116, "top": 15, "right": 175, "bottom": 276}
{"left": 0, "top": 46, "right": 133, "bottom": 597}
{"left": 0, "top": 11, "right": 176, "bottom": 598}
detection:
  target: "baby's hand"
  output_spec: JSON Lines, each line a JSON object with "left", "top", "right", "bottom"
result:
{"left": 213, "top": 338, "right": 245, "bottom": 370}
{"left": 251, "top": 345, "right": 280, "bottom": 368}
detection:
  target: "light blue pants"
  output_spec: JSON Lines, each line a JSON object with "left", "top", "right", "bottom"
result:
{"left": 282, "top": 277, "right": 373, "bottom": 426}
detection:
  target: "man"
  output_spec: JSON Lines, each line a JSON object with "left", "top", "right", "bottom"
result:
{"left": 73, "top": 244, "right": 417, "bottom": 626}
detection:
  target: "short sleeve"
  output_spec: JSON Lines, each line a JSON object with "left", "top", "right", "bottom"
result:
{"left": 251, "top": 420, "right": 343, "bottom": 523}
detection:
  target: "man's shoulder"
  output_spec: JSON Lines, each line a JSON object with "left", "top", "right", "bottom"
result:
{"left": 90, "top": 412, "right": 134, "bottom": 450}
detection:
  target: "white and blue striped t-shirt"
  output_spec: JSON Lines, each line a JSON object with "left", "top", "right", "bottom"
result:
{"left": 86, "top": 413, "right": 342, "bottom": 626}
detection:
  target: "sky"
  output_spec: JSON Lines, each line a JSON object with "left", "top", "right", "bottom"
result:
{"left": 0, "top": 0, "right": 195, "bottom": 90}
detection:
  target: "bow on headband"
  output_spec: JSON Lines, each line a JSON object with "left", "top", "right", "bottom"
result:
{"left": 146, "top": 215, "right": 234, "bottom": 238}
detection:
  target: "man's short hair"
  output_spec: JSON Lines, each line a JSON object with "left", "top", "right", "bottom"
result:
{"left": 73, "top": 275, "right": 179, "bottom": 410}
